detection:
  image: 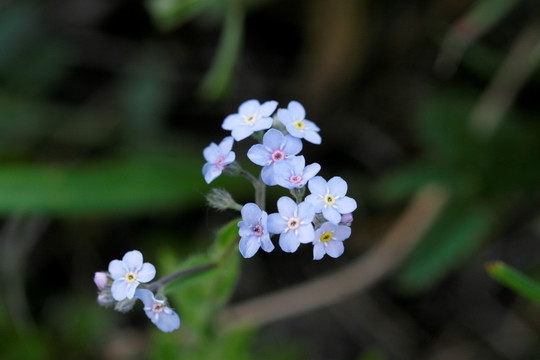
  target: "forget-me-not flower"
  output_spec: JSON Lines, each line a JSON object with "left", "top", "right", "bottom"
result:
{"left": 277, "top": 101, "right": 321, "bottom": 145}
{"left": 273, "top": 155, "right": 321, "bottom": 189}
{"left": 305, "top": 176, "right": 357, "bottom": 224}
{"left": 238, "top": 203, "right": 274, "bottom": 258}
{"left": 108, "top": 250, "right": 156, "bottom": 301}
{"left": 202, "top": 136, "right": 236, "bottom": 184}
{"left": 247, "top": 128, "right": 302, "bottom": 185}
{"left": 135, "top": 289, "right": 180, "bottom": 333}
{"left": 222, "top": 99, "right": 278, "bottom": 141}
{"left": 312, "top": 222, "right": 351, "bottom": 260}
{"left": 268, "top": 197, "right": 315, "bottom": 253}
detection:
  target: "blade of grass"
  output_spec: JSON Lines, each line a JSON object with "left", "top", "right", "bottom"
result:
{"left": 486, "top": 261, "right": 540, "bottom": 306}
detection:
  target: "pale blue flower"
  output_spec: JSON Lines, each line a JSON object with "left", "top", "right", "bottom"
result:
{"left": 238, "top": 203, "right": 274, "bottom": 258}
{"left": 108, "top": 250, "right": 156, "bottom": 301}
{"left": 268, "top": 197, "right": 315, "bottom": 253}
{"left": 273, "top": 155, "right": 321, "bottom": 189}
{"left": 277, "top": 101, "right": 321, "bottom": 144}
{"left": 135, "top": 289, "right": 180, "bottom": 333}
{"left": 305, "top": 176, "right": 357, "bottom": 224}
{"left": 313, "top": 222, "right": 351, "bottom": 260}
{"left": 202, "top": 136, "right": 236, "bottom": 184}
{"left": 247, "top": 128, "right": 302, "bottom": 185}
{"left": 222, "top": 99, "right": 278, "bottom": 141}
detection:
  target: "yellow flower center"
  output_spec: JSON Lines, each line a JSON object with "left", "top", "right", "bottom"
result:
{"left": 320, "top": 232, "right": 333, "bottom": 242}
{"left": 244, "top": 114, "right": 257, "bottom": 125}
{"left": 293, "top": 120, "right": 305, "bottom": 130}
{"left": 125, "top": 271, "right": 137, "bottom": 283}
{"left": 324, "top": 194, "right": 335, "bottom": 206}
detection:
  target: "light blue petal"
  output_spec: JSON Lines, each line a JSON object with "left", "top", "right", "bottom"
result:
{"left": 137, "top": 263, "right": 156, "bottom": 283}
{"left": 259, "top": 100, "right": 278, "bottom": 116}
{"left": 155, "top": 309, "right": 181, "bottom": 332}
{"left": 303, "top": 119, "right": 320, "bottom": 132}
{"left": 277, "top": 196, "right": 297, "bottom": 218}
{"left": 303, "top": 163, "right": 321, "bottom": 181}
{"left": 218, "top": 136, "right": 234, "bottom": 153}
{"left": 323, "top": 206, "right": 341, "bottom": 224}
{"left": 203, "top": 143, "right": 220, "bottom": 162}
{"left": 247, "top": 144, "right": 271, "bottom": 166}
{"left": 134, "top": 289, "right": 155, "bottom": 307}
{"left": 304, "top": 194, "right": 324, "bottom": 212}
{"left": 125, "top": 281, "right": 139, "bottom": 299}
{"left": 307, "top": 176, "right": 327, "bottom": 196}
{"left": 238, "top": 221, "right": 253, "bottom": 237}
{"left": 335, "top": 196, "right": 357, "bottom": 213}
{"left": 222, "top": 114, "right": 243, "bottom": 130}
{"left": 288, "top": 155, "right": 305, "bottom": 172}
{"left": 231, "top": 125, "right": 253, "bottom": 141}
{"left": 319, "top": 221, "right": 336, "bottom": 234}
{"left": 279, "top": 231, "right": 300, "bottom": 253}
{"left": 239, "top": 236, "right": 260, "bottom": 258}
{"left": 283, "top": 135, "right": 303, "bottom": 155}
{"left": 284, "top": 123, "right": 304, "bottom": 139}
{"left": 298, "top": 201, "right": 315, "bottom": 222}
{"left": 313, "top": 243, "right": 326, "bottom": 260}
{"left": 262, "top": 128, "right": 284, "bottom": 149}
{"left": 224, "top": 151, "right": 236, "bottom": 164}
{"left": 111, "top": 279, "right": 128, "bottom": 301}
{"left": 238, "top": 99, "right": 260, "bottom": 115}
{"left": 261, "top": 165, "right": 277, "bottom": 186}
{"left": 297, "top": 224, "right": 315, "bottom": 244}
{"left": 325, "top": 241, "right": 345, "bottom": 258}
{"left": 252, "top": 117, "right": 273, "bottom": 131}
{"left": 333, "top": 225, "right": 352, "bottom": 241}
{"left": 203, "top": 164, "right": 221, "bottom": 184}
{"left": 277, "top": 108, "right": 293, "bottom": 126}
{"left": 303, "top": 130, "right": 322, "bottom": 145}
{"left": 260, "top": 234, "right": 275, "bottom": 253}
{"left": 267, "top": 213, "right": 287, "bottom": 234}
{"left": 123, "top": 250, "right": 143, "bottom": 271}
{"left": 328, "top": 176, "right": 347, "bottom": 197}
{"left": 241, "top": 203, "right": 261, "bottom": 225}
{"left": 108, "top": 259, "right": 127, "bottom": 280}
{"left": 288, "top": 101, "right": 305, "bottom": 120}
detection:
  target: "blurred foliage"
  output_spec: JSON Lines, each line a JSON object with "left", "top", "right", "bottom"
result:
{"left": 486, "top": 261, "right": 540, "bottom": 306}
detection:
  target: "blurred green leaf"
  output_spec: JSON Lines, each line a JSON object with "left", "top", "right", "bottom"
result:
{"left": 0, "top": 155, "right": 204, "bottom": 216}
{"left": 397, "top": 200, "right": 496, "bottom": 292}
{"left": 145, "top": 0, "right": 226, "bottom": 31}
{"left": 486, "top": 261, "right": 540, "bottom": 306}
{"left": 198, "top": 1, "right": 244, "bottom": 102}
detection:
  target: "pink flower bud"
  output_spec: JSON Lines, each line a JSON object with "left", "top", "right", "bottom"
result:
{"left": 94, "top": 272, "right": 109, "bottom": 290}
{"left": 340, "top": 213, "right": 353, "bottom": 225}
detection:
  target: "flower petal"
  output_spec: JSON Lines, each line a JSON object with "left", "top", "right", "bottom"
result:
{"left": 261, "top": 165, "right": 277, "bottom": 186}
{"left": 288, "top": 101, "right": 305, "bottom": 120}
{"left": 328, "top": 176, "right": 348, "bottom": 197}
{"left": 260, "top": 234, "right": 275, "bottom": 253}
{"left": 325, "top": 240, "right": 345, "bottom": 258}
{"left": 239, "top": 236, "right": 260, "bottom": 258}
{"left": 203, "top": 143, "right": 220, "bottom": 163}
{"left": 125, "top": 281, "right": 139, "bottom": 299}
{"left": 137, "top": 263, "right": 156, "bottom": 283}
{"left": 247, "top": 144, "right": 271, "bottom": 166}
{"left": 222, "top": 114, "right": 243, "bottom": 131}
{"left": 231, "top": 125, "right": 254, "bottom": 141}
{"left": 203, "top": 164, "right": 221, "bottom": 184}
{"left": 267, "top": 213, "right": 287, "bottom": 234}
{"left": 134, "top": 289, "right": 155, "bottom": 307}
{"left": 279, "top": 231, "right": 300, "bottom": 253}
{"left": 111, "top": 279, "right": 128, "bottom": 301}
{"left": 277, "top": 108, "right": 293, "bottom": 126}
{"left": 259, "top": 100, "right": 278, "bottom": 116}
{"left": 307, "top": 176, "right": 327, "bottom": 196}
{"left": 313, "top": 243, "right": 326, "bottom": 260}
{"left": 252, "top": 117, "right": 273, "bottom": 132}
{"left": 283, "top": 135, "right": 303, "bottom": 156}
{"left": 276, "top": 196, "right": 297, "bottom": 218}
{"left": 122, "top": 250, "right": 143, "bottom": 271}
{"left": 323, "top": 206, "right": 342, "bottom": 224}
{"left": 241, "top": 203, "right": 262, "bottom": 225}
{"left": 218, "top": 136, "right": 234, "bottom": 153}
{"left": 108, "top": 259, "right": 127, "bottom": 280}
{"left": 303, "top": 163, "right": 321, "bottom": 181}
{"left": 262, "top": 128, "right": 284, "bottom": 149}
{"left": 303, "top": 130, "right": 322, "bottom": 145}
{"left": 335, "top": 196, "right": 357, "bottom": 213}
{"left": 154, "top": 309, "right": 181, "bottom": 332}
{"left": 238, "top": 99, "right": 260, "bottom": 115}
{"left": 297, "top": 224, "right": 315, "bottom": 244}
{"left": 333, "top": 225, "right": 352, "bottom": 241}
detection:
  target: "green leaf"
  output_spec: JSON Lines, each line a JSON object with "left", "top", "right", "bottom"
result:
{"left": 486, "top": 261, "right": 540, "bottom": 306}
{"left": 159, "top": 219, "right": 240, "bottom": 337}
{"left": 198, "top": 1, "right": 244, "bottom": 102}
{"left": 397, "top": 200, "right": 496, "bottom": 292}
{"left": 0, "top": 155, "right": 204, "bottom": 216}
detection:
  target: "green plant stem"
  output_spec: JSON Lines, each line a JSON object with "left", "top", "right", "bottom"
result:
{"left": 240, "top": 170, "right": 266, "bottom": 210}
{"left": 144, "top": 263, "right": 216, "bottom": 292}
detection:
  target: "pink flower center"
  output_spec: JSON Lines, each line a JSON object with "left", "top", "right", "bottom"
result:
{"left": 253, "top": 224, "right": 263, "bottom": 236}
{"left": 216, "top": 156, "right": 226, "bottom": 170}
{"left": 287, "top": 217, "right": 301, "bottom": 231}
{"left": 270, "top": 149, "right": 285, "bottom": 163}
{"left": 289, "top": 175, "right": 303, "bottom": 184}
{"left": 152, "top": 302, "right": 165, "bottom": 313}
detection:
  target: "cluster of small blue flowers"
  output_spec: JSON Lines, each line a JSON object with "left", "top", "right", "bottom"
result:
{"left": 94, "top": 250, "right": 180, "bottom": 333}
{"left": 203, "top": 100, "right": 357, "bottom": 260}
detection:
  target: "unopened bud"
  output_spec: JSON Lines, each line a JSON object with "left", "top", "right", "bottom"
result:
{"left": 94, "top": 272, "right": 109, "bottom": 290}
{"left": 114, "top": 297, "right": 138, "bottom": 313}
{"left": 341, "top": 213, "right": 353, "bottom": 226}
{"left": 206, "top": 188, "right": 242, "bottom": 211}
{"left": 222, "top": 161, "right": 242, "bottom": 177}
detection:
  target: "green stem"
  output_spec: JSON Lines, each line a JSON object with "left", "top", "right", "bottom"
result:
{"left": 143, "top": 263, "right": 216, "bottom": 292}
{"left": 240, "top": 170, "right": 266, "bottom": 210}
